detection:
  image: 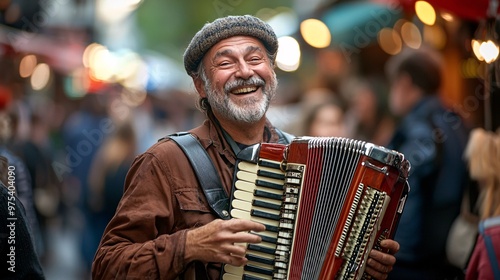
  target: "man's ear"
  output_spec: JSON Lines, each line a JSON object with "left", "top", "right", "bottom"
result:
{"left": 193, "top": 77, "right": 207, "bottom": 98}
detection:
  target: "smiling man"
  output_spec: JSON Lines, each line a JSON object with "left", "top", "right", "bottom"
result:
{"left": 92, "top": 15, "right": 399, "bottom": 280}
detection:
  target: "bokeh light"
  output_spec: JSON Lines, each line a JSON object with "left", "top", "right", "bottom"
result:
{"left": 400, "top": 21, "right": 422, "bottom": 49}
{"left": 300, "top": 18, "right": 331, "bottom": 48}
{"left": 96, "top": 0, "right": 144, "bottom": 23}
{"left": 30, "top": 63, "right": 51, "bottom": 91}
{"left": 276, "top": 36, "right": 301, "bottom": 72}
{"left": 83, "top": 43, "right": 106, "bottom": 68}
{"left": 19, "top": 55, "right": 38, "bottom": 78}
{"left": 265, "top": 7, "right": 299, "bottom": 37}
{"left": 90, "top": 47, "right": 117, "bottom": 82}
{"left": 479, "top": 40, "right": 499, "bottom": 63}
{"left": 378, "top": 28, "right": 402, "bottom": 55}
{"left": 472, "top": 39, "right": 484, "bottom": 61}
{"left": 415, "top": 1, "right": 436, "bottom": 26}
{"left": 440, "top": 12, "right": 454, "bottom": 22}
{"left": 461, "top": 58, "right": 480, "bottom": 78}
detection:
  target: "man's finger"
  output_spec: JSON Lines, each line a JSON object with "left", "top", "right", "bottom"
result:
{"left": 364, "top": 265, "right": 388, "bottom": 280}
{"left": 380, "top": 239, "right": 400, "bottom": 254}
{"left": 225, "top": 219, "right": 266, "bottom": 232}
{"left": 369, "top": 249, "right": 396, "bottom": 266}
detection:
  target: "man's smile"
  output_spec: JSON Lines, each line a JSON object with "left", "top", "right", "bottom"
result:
{"left": 231, "top": 86, "right": 259, "bottom": 95}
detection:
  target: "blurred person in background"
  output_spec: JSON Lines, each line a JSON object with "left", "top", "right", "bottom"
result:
{"left": 282, "top": 87, "right": 345, "bottom": 137}
{"left": 60, "top": 92, "right": 109, "bottom": 275}
{"left": 385, "top": 47, "right": 469, "bottom": 280}
{"left": 464, "top": 128, "right": 500, "bottom": 280}
{"left": 0, "top": 91, "right": 42, "bottom": 256}
{"left": 92, "top": 15, "right": 400, "bottom": 279}
{"left": 302, "top": 95, "right": 349, "bottom": 137}
{"left": 342, "top": 77, "right": 395, "bottom": 146}
{"left": 8, "top": 109, "right": 63, "bottom": 263}
{"left": 85, "top": 120, "right": 137, "bottom": 274}
{"left": 0, "top": 155, "right": 45, "bottom": 280}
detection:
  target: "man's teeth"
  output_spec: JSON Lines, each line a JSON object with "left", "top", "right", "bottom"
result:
{"left": 232, "top": 87, "right": 257, "bottom": 94}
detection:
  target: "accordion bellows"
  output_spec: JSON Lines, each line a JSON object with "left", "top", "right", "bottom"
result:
{"left": 223, "top": 136, "right": 410, "bottom": 280}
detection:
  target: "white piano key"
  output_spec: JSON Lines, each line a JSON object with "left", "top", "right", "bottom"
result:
{"left": 232, "top": 199, "right": 253, "bottom": 211}
{"left": 222, "top": 273, "right": 241, "bottom": 280}
{"left": 224, "top": 265, "right": 273, "bottom": 280}
{"left": 224, "top": 265, "right": 244, "bottom": 275}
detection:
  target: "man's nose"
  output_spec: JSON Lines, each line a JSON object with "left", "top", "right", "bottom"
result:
{"left": 235, "top": 61, "right": 254, "bottom": 79}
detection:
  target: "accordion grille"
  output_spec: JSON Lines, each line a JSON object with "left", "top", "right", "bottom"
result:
{"left": 289, "top": 138, "right": 366, "bottom": 279}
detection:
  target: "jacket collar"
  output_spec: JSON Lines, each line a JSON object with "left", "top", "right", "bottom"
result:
{"left": 190, "top": 110, "right": 281, "bottom": 165}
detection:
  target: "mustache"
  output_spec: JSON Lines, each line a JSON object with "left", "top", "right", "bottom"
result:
{"left": 224, "top": 76, "right": 266, "bottom": 93}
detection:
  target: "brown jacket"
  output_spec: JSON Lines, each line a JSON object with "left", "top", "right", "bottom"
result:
{"left": 92, "top": 116, "right": 284, "bottom": 280}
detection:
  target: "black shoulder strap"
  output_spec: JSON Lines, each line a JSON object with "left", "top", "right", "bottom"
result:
{"left": 165, "top": 132, "right": 230, "bottom": 220}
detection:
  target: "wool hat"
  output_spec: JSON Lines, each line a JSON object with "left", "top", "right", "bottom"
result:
{"left": 183, "top": 15, "right": 278, "bottom": 76}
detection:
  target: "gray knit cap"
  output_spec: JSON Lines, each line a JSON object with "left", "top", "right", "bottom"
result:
{"left": 183, "top": 15, "right": 278, "bottom": 76}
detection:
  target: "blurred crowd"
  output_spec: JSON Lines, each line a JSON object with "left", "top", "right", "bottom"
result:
{"left": 0, "top": 82, "right": 206, "bottom": 278}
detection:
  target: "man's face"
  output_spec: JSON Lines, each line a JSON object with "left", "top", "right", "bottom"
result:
{"left": 198, "top": 36, "right": 277, "bottom": 123}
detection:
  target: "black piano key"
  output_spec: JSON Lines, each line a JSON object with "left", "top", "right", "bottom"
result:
{"left": 252, "top": 199, "right": 281, "bottom": 211}
{"left": 254, "top": 233, "right": 277, "bottom": 244}
{"left": 254, "top": 190, "right": 282, "bottom": 201}
{"left": 264, "top": 224, "right": 279, "bottom": 232}
{"left": 243, "top": 275, "right": 268, "bottom": 280}
{"left": 257, "top": 170, "right": 285, "bottom": 180}
{"left": 247, "top": 244, "right": 276, "bottom": 255}
{"left": 251, "top": 209, "right": 280, "bottom": 221}
{"left": 258, "top": 160, "right": 281, "bottom": 169}
{"left": 246, "top": 253, "right": 275, "bottom": 266}
{"left": 244, "top": 264, "right": 274, "bottom": 276}
{"left": 256, "top": 179, "right": 283, "bottom": 190}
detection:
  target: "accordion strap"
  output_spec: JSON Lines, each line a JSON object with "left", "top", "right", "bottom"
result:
{"left": 166, "top": 132, "right": 230, "bottom": 220}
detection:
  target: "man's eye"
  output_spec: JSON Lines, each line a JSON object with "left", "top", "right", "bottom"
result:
{"left": 249, "top": 57, "right": 262, "bottom": 63}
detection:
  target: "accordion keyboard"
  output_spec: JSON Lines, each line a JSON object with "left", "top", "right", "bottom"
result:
{"left": 224, "top": 158, "right": 286, "bottom": 280}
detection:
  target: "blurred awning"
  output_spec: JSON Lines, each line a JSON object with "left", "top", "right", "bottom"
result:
{"left": 321, "top": 1, "right": 403, "bottom": 48}
{"left": 0, "top": 25, "right": 85, "bottom": 73}
{"left": 395, "top": 0, "right": 500, "bottom": 21}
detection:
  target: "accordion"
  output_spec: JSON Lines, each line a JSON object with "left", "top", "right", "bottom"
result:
{"left": 222, "top": 137, "right": 410, "bottom": 280}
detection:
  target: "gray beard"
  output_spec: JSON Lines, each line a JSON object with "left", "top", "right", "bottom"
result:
{"left": 204, "top": 74, "right": 278, "bottom": 124}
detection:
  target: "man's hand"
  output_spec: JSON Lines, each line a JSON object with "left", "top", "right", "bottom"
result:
{"left": 365, "top": 239, "right": 400, "bottom": 280}
{"left": 185, "top": 219, "right": 265, "bottom": 266}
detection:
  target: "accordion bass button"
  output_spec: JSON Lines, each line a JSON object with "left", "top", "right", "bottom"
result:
{"left": 222, "top": 210, "right": 229, "bottom": 217}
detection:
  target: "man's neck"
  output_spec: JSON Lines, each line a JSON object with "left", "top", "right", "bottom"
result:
{"left": 216, "top": 116, "right": 267, "bottom": 145}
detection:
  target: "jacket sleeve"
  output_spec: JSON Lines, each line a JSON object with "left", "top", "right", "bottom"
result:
{"left": 92, "top": 151, "right": 188, "bottom": 280}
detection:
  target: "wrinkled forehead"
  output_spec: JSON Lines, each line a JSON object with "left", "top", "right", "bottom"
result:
{"left": 204, "top": 36, "right": 267, "bottom": 61}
